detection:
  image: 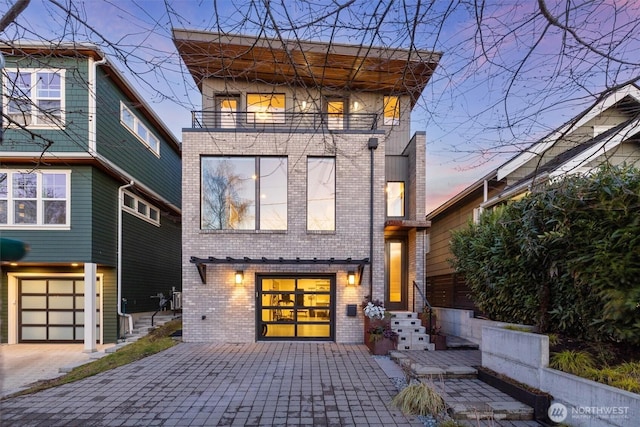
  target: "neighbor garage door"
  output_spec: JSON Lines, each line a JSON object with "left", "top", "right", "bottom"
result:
{"left": 19, "top": 278, "right": 100, "bottom": 343}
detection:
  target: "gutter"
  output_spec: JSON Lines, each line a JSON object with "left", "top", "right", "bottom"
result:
{"left": 368, "top": 138, "right": 379, "bottom": 298}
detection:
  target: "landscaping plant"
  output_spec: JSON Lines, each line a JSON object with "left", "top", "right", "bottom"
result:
{"left": 450, "top": 164, "right": 640, "bottom": 345}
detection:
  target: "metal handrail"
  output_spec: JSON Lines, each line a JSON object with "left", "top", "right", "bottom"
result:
{"left": 413, "top": 280, "right": 434, "bottom": 333}
{"left": 190, "top": 110, "right": 378, "bottom": 131}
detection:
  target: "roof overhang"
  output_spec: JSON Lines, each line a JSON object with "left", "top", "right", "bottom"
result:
{"left": 384, "top": 219, "right": 430, "bottom": 231}
{"left": 172, "top": 29, "right": 441, "bottom": 105}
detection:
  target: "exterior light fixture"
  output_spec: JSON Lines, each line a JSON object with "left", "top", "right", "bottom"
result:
{"left": 347, "top": 271, "right": 356, "bottom": 286}
{"left": 235, "top": 270, "right": 244, "bottom": 285}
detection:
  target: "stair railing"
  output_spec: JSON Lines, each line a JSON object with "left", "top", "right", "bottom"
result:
{"left": 413, "top": 280, "right": 434, "bottom": 334}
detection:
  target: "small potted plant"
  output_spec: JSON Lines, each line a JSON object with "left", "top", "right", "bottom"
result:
{"left": 362, "top": 297, "right": 398, "bottom": 355}
{"left": 430, "top": 324, "right": 447, "bottom": 350}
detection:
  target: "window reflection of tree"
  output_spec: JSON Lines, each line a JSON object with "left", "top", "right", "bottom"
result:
{"left": 202, "top": 159, "right": 253, "bottom": 229}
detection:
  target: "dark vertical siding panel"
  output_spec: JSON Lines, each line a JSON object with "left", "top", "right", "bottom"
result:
{"left": 121, "top": 214, "right": 182, "bottom": 313}
{"left": 385, "top": 156, "right": 408, "bottom": 182}
{"left": 95, "top": 68, "right": 182, "bottom": 208}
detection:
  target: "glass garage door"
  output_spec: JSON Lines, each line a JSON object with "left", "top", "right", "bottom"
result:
{"left": 258, "top": 275, "right": 334, "bottom": 341}
{"left": 19, "top": 278, "right": 100, "bottom": 343}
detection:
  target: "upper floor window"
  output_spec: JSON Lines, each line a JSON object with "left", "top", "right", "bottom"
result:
{"left": 246, "top": 93, "right": 285, "bottom": 124}
{"left": 326, "top": 99, "right": 345, "bottom": 130}
{"left": 120, "top": 102, "right": 160, "bottom": 156}
{"left": 201, "top": 156, "right": 287, "bottom": 230}
{"left": 386, "top": 182, "right": 405, "bottom": 217}
{"left": 122, "top": 191, "right": 160, "bottom": 226}
{"left": 307, "top": 157, "right": 335, "bottom": 231}
{"left": 3, "top": 69, "right": 65, "bottom": 127}
{"left": 383, "top": 96, "right": 400, "bottom": 126}
{"left": 215, "top": 95, "right": 239, "bottom": 128}
{"left": 0, "top": 170, "right": 70, "bottom": 228}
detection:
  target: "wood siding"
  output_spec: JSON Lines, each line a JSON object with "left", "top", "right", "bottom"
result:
{"left": 121, "top": 213, "right": 181, "bottom": 313}
{"left": 95, "top": 68, "right": 181, "bottom": 208}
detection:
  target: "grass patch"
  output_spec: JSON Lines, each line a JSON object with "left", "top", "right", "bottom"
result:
{"left": 5, "top": 319, "right": 182, "bottom": 398}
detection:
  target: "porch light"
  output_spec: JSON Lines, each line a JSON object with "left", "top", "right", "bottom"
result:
{"left": 347, "top": 271, "right": 356, "bottom": 286}
{"left": 235, "top": 270, "right": 244, "bottom": 285}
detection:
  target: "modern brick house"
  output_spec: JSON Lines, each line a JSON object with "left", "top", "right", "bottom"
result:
{"left": 1, "top": 43, "right": 182, "bottom": 349}
{"left": 426, "top": 83, "right": 640, "bottom": 310}
{"left": 173, "top": 30, "right": 441, "bottom": 343}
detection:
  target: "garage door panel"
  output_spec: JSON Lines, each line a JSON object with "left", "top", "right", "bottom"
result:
{"left": 21, "top": 311, "right": 47, "bottom": 324}
{"left": 19, "top": 277, "right": 101, "bottom": 343}
{"left": 21, "top": 326, "right": 47, "bottom": 340}
{"left": 21, "top": 296, "right": 46, "bottom": 309}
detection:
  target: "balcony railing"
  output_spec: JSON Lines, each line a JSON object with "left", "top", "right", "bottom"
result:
{"left": 191, "top": 111, "right": 378, "bottom": 131}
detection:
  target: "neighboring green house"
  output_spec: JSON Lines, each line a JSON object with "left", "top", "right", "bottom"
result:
{"left": 0, "top": 42, "right": 181, "bottom": 349}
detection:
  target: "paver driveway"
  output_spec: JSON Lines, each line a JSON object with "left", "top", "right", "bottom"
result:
{"left": 0, "top": 342, "right": 422, "bottom": 426}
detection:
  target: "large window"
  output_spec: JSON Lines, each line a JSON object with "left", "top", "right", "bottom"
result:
{"left": 386, "top": 182, "right": 405, "bottom": 217}
{"left": 120, "top": 102, "right": 160, "bottom": 156}
{"left": 201, "top": 156, "right": 287, "bottom": 230}
{"left": 0, "top": 170, "right": 70, "bottom": 228}
{"left": 246, "top": 93, "right": 285, "bottom": 124}
{"left": 307, "top": 157, "right": 335, "bottom": 231}
{"left": 383, "top": 96, "right": 400, "bottom": 126}
{"left": 4, "top": 69, "right": 65, "bottom": 127}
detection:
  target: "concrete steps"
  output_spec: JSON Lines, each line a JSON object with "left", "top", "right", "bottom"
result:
{"left": 389, "top": 311, "right": 435, "bottom": 351}
{"left": 389, "top": 350, "right": 536, "bottom": 422}
{"left": 58, "top": 312, "right": 180, "bottom": 373}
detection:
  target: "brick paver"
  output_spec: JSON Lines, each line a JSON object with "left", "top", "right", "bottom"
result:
{"left": 0, "top": 343, "right": 423, "bottom": 426}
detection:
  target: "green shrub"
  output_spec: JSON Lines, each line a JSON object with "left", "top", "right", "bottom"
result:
{"left": 450, "top": 164, "right": 640, "bottom": 344}
{"left": 550, "top": 350, "right": 595, "bottom": 375}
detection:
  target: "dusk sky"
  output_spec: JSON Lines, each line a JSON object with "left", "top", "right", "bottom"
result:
{"left": 2, "top": 0, "right": 638, "bottom": 213}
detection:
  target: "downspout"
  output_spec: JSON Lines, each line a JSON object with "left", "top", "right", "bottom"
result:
{"left": 367, "top": 138, "right": 379, "bottom": 299}
{"left": 89, "top": 54, "right": 107, "bottom": 153}
{"left": 118, "top": 181, "right": 135, "bottom": 336}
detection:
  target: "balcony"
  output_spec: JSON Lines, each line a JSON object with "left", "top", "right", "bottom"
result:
{"left": 191, "top": 111, "right": 378, "bottom": 132}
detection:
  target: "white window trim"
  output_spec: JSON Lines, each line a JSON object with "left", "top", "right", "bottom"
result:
{"left": 120, "top": 102, "right": 160, "bottom": 157}
{"left": 0, "top": 169, "right": 71, "bottom": 230}
{"left": 3, "top": 68, "right": 66, "bottom": 129}
{"left": 122, "top": 190, "right": 161, "bottom": 226}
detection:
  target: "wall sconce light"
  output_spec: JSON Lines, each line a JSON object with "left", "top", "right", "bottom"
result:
{"left": 347, "top": 270, "right": 356, "bottom": 286}
{"left": 353, "top": 101, "right": 359, "bottom": 111}
{"left": 235, "top": 270, "right": 244, "bottom": 285}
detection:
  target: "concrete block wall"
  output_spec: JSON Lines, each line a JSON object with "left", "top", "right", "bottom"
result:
{"left": 182, "top": 129, "right": 387, "bottom": 343}
{"left": 482, "top": 325, "right": 639, "bottom": 427}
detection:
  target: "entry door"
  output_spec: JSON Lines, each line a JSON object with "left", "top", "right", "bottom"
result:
{"left": 257, "top": 275, "right": 334, "bottom": 341}
{"left": 385, "top": 239, "right": 407, "bottom": 310}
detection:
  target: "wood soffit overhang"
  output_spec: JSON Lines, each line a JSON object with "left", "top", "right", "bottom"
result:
{"left": 173, "top": 29, "right": 441, "bottom": 103}
{"left": 384, "top": 219, "right": 431, "bottom": 231}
